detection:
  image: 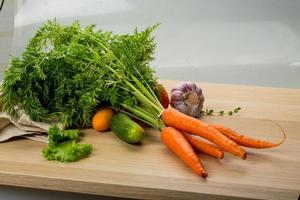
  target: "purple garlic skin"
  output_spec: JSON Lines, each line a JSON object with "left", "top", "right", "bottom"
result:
{"left": 170, "top": 82, "right": 204, "bottom": 118}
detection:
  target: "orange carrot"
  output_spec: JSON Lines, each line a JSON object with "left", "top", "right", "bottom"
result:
{"left": 161, "top": 127, "right": 207, "bottom": 178}
{"left": 210, "top": 124, "right": 286, "bottom": 148}
{"left": 162, "top": 107, "right": 247, "bottom": 159}
{"left": 182, "top": 132, "right": 224, "bottom": 159}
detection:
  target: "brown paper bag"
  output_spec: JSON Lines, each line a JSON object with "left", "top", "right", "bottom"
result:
{"left": 0, "top": 112, "right": 63, "bottom": 143}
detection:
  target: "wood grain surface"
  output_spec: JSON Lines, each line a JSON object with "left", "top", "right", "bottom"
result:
{"left": 0, "top": 80, "right": 299, "bottom": 200}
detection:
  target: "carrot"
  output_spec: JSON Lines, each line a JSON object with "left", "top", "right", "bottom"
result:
{"left": 210, "top": 124, "right": 286, "bottom": 148}
{"left": 182, "top": 132, "right": 224, "bottom": 159}
{"left": 161, "top": 127, "right": 207, "bottom": 178}
{"left": 162, "top": 107, "right": 247, "bottom": 159}
{"left": 92, "top": 107, "right": 114, "bottom": 132}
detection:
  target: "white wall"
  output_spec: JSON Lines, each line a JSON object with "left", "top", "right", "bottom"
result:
{"left": 9, "top": 0, "right": 300, "bottom": 87}
{"left": 0, "top": 0, "right": 14, "bottom": 73}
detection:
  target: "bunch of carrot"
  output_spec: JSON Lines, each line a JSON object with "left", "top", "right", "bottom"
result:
{"left": 160, "top": 107, "right": 286, "bottom": 178}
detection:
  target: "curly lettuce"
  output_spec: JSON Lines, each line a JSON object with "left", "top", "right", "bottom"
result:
{"left": 43, "top": 125, "right": 92, "bottom": 162}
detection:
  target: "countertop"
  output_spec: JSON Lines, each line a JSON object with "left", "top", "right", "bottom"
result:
{"left": 0, "top": 80, "right": 299, "bottom": 200}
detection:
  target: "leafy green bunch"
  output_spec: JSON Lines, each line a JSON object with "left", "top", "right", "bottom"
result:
{"left": 1, "top": 20, "right": 164, "bottom": 128}
{"left": 43, "top": 125, "right": 92, "bottom": 162}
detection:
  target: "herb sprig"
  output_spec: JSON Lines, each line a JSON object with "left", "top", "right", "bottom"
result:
{"left": 201, "top": 107, "right": 241, "bottom": 116}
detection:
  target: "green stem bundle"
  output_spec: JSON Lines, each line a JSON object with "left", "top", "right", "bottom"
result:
{"left": 0, "top": 20, "right": 165, "bottom": 129}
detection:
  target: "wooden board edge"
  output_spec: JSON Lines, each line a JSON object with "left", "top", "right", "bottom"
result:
{"left": 0, "top": 172, "right": 298, "bottom": 200}
{"left": 0, "top": 172, "right": 253, "bottom": 200}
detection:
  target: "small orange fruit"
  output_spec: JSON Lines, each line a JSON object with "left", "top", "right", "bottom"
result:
{"left": 92, "top": 107, "right": 114, "bottom": 132}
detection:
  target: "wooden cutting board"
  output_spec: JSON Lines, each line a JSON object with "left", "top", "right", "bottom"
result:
{"left": 0, "top": 80, "right": 299, "bottom": 200}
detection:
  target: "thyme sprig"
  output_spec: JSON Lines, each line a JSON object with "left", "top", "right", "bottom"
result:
{"left": 201, "top": 107, "right": 241, "bottom": 116}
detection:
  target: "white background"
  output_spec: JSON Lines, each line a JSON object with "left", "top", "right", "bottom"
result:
{"left": 2, "top": 0, "right": 300, "bottom": 88}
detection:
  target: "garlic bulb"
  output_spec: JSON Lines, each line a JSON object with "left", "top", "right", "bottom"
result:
{"left": 170, "top": 82, "right": 204, "bottom": 117}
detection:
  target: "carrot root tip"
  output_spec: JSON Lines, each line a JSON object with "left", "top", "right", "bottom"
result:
{"left": 201, "top": 171, "right": 208, "bottom": 178}
{"left": 220, "top": 153, "right": 224, "bottom": 159}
